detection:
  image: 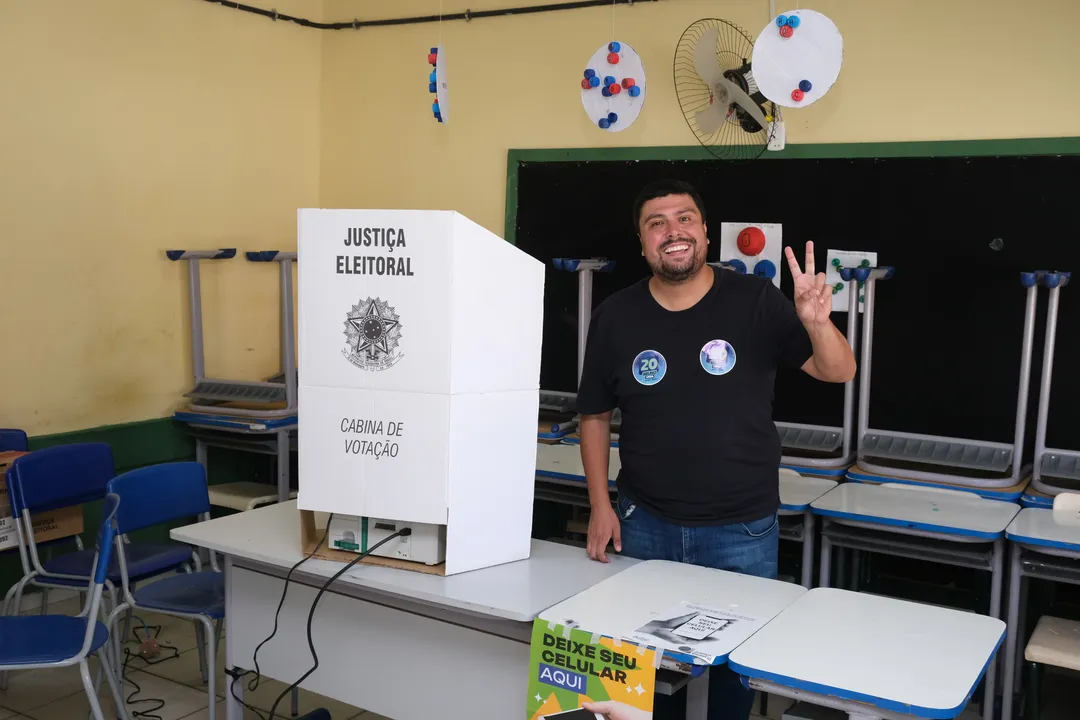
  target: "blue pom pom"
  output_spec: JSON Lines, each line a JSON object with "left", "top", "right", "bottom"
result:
{"left": 430, "top": 47, "right": 438, "bottom": 53}
{"left": 607, "top": 112, "right": 618, "bottom": 123}
{"left": 628, "top": 85, "right": 641, "bottom": 97}
{"left": 776, "top": 15, "right": 787, "bottom": 26}
{"left": 429, "top": 82, "right": 437, "bottom": 93}
{"left": 608, "top": 41, "right": 621, "bottom": 52}
{"left": 787, "top": 15, "right": 800, "bottom": 27}
{"left": 589, "top": 76, "right": 600, "bottom": 88}
{"left": 799, "top": 79, "right": 812, "bottom": 92}
{"left": 429, "top": 71, "right": 436, "bottom": 82}
{"left": 584, "top": 68, "right": 596, "bottom": 79}
{"left": 604, "top": 75, "right": 616, "bottom": 86}
{"left": 599, "top": 118, "right": 611, "bottom": 129}
{"left": 602, "top": 86, "right": 611, "bottom": 97}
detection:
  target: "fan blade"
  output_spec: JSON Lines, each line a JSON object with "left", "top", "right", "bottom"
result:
{"left": 692, "top": 27, "right": 725, "bottom": 88}
{"left": 717, "top": 76, "right": 769, "bottom": 131}
{"left": 694, "top": 103, "right": 727, "bottom": 135}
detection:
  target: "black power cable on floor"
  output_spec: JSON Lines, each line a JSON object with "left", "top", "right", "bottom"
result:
{"left": 265, "top": 527, "right": 412, "bottom": 720}
{"left": 200, "top": 0, "right": 657, "bottom": 31}
{"left": 226, "top": 512, "right": 338, "bottom": 719}
{"left": 118, "top": 620, "right": 181, "bottom": 720}
{"left": 223, "top": 515, "right": 412, "bottom": 719}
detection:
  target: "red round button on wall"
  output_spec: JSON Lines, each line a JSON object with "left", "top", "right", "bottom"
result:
{"left": 737, "top": 227, "right": 767, "bottom": 256}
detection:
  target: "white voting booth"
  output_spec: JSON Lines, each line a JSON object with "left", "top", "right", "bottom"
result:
{"left": 296, "top": 208, "right": 545, "bottom": 575}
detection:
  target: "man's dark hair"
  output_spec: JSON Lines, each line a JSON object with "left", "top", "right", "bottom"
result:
{"left": 632, "top": 179, "right": 707, "bottom": 232}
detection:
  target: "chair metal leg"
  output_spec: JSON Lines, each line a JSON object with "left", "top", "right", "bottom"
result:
{"left": 40, "top": 587, "right": 50, "bottom": 614}
{"left": 195, "top": 620, "right": 209, "bottom": 684}
{"left": 98, "top": 649, "right": 132, "bottom": 720}
{"left": 105, "top": 598, "right": 129, "bottom": 690}
{"left": 1025, "top": 662, "right": 1041, "bottom": 720}
{"left": 200, "top": 616, "right": 218, "bottom": 720}
{"left": 86, "top": 657, "right": 105, "bottom": 720}
{"left": 121, "top": 594, "right": 134, "bottom": 641}
{"left": 292, "top": 686, "right": 300, "bottom": 717}
{"left": 80, "top": 658, "right": 108, "bottom": 720}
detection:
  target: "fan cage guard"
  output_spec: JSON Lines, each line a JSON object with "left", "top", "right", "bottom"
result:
{"left": 674, "top": 18, "right": 778, "bottom": 162}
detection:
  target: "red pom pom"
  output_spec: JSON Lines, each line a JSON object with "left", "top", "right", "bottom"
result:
{"left": 622, "top": 78, "right": 636, "bottom": 88}
{"left": 779, "top": 25, "right": 793, "bottom": 38}
{"left": 428, "top": 53, "right": 438, "bottom": 64}
{"left": 791, "top": 88, "right": 804, "bottom": 101}
{"left": 607, "top": 52, "right": 620, "bottom": 64}
{"left": 581, "top": 78, "right": 592, "bottom": 90}
{"left": 608, "top": 83, "right": 621, "bottom": 94}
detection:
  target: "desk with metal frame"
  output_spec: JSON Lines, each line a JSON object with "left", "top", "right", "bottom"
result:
{"left": 1000, "top": 507, "right": 1080, "bottom": 720}
{"left": 170, "top": 500, "right": 638, "bottom": 720}
{"left": 173, "top": 411, "right": 296, "bottom": 505}
{"left": 730, "top": 587, "right": 1005, "bottom": 720}
{"left": 811, "top": 482, "right": 1020, "bottom": 720}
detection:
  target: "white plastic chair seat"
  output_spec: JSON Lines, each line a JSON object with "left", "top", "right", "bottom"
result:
{"left": 1024, "top": 615, "right": 1080, "bottom": 672}
{"left": 207, "top": 481, "right": 296, "bottom": 511}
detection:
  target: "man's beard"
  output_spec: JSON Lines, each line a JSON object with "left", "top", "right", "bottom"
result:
{"left": 648, "top": 237, "right": 703, "bottom": 283}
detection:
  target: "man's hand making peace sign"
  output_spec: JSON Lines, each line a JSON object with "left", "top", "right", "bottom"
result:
{"left": 781, "top": 239, "right": 858, "bottom": 383}
{"left": 784, "top": 240, "right": 833, "bottom": 327}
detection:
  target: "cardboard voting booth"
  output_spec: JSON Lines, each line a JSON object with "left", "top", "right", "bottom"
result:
{"left": 296, "top": 209, "right": 545, "bottom": 575}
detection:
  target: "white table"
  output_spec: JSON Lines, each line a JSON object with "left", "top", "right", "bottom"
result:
{"left": 170, "top": 501, "right": 638, "bottom": 720}
{"left": 538, "top": 559, "right": 807, "bottom": 720}
{"left": 810, "top": 483, "right": 1020, "bottom": 720}
{"left": 1001, "top": 508, "right": 1080, "bottom": 720}
{"left": 729, "top": 587, "right": 1006, "bottom": 719}
{"left": 778, "top": 469, "right": 837, "bottom": 588}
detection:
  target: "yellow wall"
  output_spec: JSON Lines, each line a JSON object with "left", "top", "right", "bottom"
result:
{"left": 320, "top": 0, "right": 1080, "bottom": 235}
{"left": 5, "top": 0, "right": 1080, "bottom": 436}
{"left": 0, "top": 0, "right": 321, "bottom": 435}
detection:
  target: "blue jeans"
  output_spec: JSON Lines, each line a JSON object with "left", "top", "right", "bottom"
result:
{"left": 615, "top": 492, "right": 779, "bottom": 720}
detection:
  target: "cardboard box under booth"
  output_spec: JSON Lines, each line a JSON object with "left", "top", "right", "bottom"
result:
{"left": 296, "top": 208, "right": 545, "bottom": 576}
{"left": 0, "top": 451, "right": 84, "bottom": 553}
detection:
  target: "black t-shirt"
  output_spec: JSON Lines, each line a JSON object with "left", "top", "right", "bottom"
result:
{"left": 575, "top": 267, "right": 814, "bottom": 526}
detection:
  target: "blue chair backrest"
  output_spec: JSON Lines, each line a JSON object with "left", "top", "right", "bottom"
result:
{"left": 0, "top": 429, "right": 29, "bottom": 452}
{"left": 106, "top": 461, "right": 211, "bottom": 535}
{"left": 7, "top": 442, "right": 115, "bottom": 518}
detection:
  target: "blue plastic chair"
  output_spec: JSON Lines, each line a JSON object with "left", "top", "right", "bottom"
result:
{"left": 106, "top": 461, "right": 225, "bottom": 719}
{"left": 0, "top": 492, "right": 130, "bottom": 720}
{"left": 0, "top": 428, "right": 28, "bottom": 451}
{"left": 1, "top": 444, "right": 198, "bottom": 641}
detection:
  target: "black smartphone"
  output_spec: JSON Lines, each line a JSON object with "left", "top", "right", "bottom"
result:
{"left": 542, "top": 708, "right": 605, "bottom": 720}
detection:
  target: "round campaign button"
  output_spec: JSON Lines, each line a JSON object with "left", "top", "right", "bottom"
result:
{"left": 632, "top": 350, "right": 667, "bottom": 386}
{"left": 700, "top": 340, "right": 737, "bottom": 376}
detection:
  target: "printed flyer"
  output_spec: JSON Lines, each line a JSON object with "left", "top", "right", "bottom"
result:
{"left": 527, "top": 619, "right": 656, "bottom": 720}
{"left": 626, "top": 601, "right": 761, "bottom": 665}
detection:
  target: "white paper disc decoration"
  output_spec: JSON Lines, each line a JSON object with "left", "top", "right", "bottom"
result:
{"left": 751, "top": 10, "right": 842, "bottom": 109}
{"left": 428, "top": 44, "right": 449, "bottom": 123}
{"left": 580, "top": 41, "right": 647, "bottom": 132}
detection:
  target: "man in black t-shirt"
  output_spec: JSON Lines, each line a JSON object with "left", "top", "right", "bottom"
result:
{"left": 575, "top": 179, "right": 856, "bottom": 720}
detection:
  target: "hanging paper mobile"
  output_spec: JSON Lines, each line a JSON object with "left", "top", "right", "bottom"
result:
{"left": 751, "top": 10, "right": 842, "bottom": 109}
{"left": 427, "top": 45, "right": 450, "bottom": 123}
{"left": 580, "top": 40, "right": 646, "bottom": 131}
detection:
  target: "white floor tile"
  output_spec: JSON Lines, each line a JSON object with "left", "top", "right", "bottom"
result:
{"left": 28, "top": 669, "right": 209, "bottom": 720}
{"left": 0, "top": 660, "right": 99, "bottom": 714}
